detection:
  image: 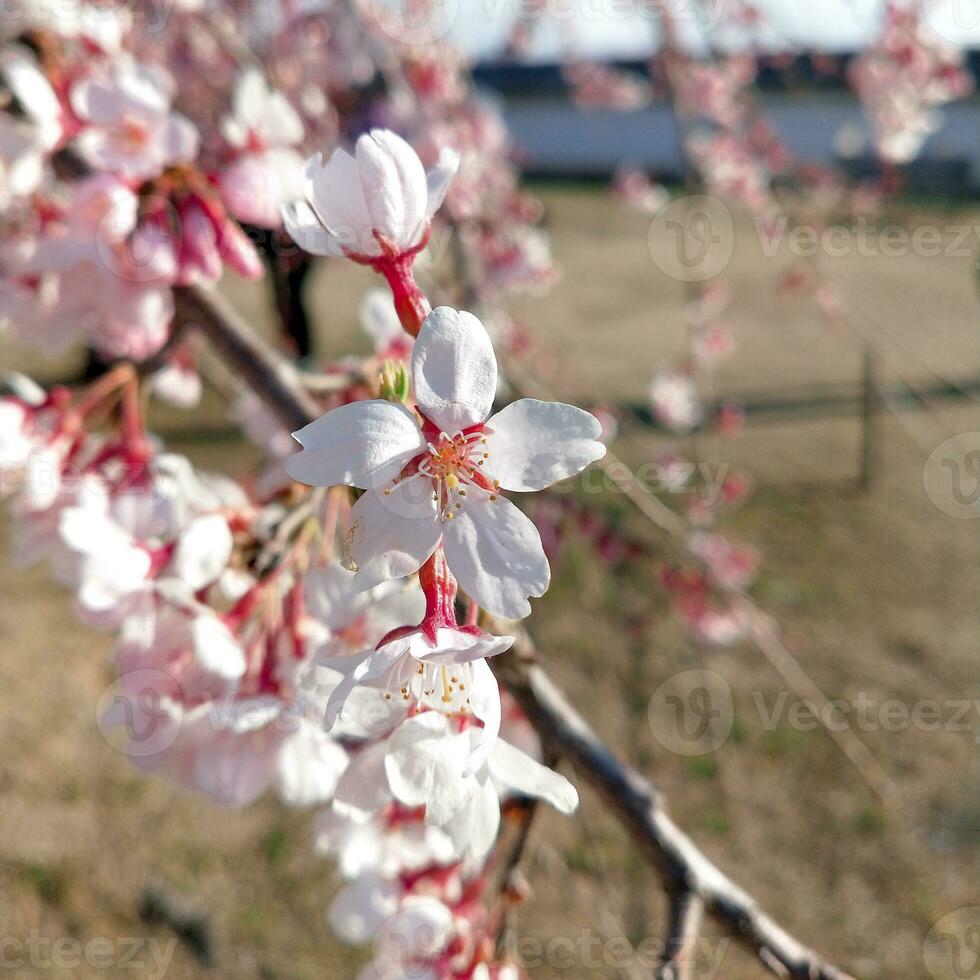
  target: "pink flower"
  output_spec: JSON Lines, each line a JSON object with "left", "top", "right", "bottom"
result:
{"left": 286, "top": 307, "right": 606, "bottom": 619}
{"left": 71, "top": 59, "right": 199, "bottom": 180}
{"left": 218, "top": 69, "right": 306, "bottom": 229}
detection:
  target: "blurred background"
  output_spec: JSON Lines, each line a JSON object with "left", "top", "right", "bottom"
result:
{"left": 1, "top": 0, "right": 978, "bottom": 977}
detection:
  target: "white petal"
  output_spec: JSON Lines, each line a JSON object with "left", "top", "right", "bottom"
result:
{"left": 194, "top": 732, "right": 278, "bottom": 807}
{"left": 484, "top": 399, "right": 605, "bottom": 491}
{"left": 384, "top": 712, "right": 471, "bottom": 819}
{"left": 425, "top": 146, "right": 460, "bottom": 219}
{"left": 154, "top": 114, "right": 199, "bottom": 166}
{"left": 488, "top": 739, "right": 579, "bottom": 814}
{"left": 281, "top": 199, "right": 342, "bottom": 256}
{"left": 466, "top": 658, "right": 502, "bottom": 772}
{"left": 374, "top": 899, "right": 455, "bottom": 966}
{"left": 333, "top": 741, "right": 392, "bottom": 819}
{"left": 356, "top": 129, "right": 428, "bottom": 251}
{"left": 360, "top": 288, "right": 403, "bottom": 350}
{"left": 411, "top": 307, "right": 497, "bottom": 432}
{"left": 262, "top": 90, "right": 304, "bottom": 146}
{"left": 422, "top": 628, "right": 513, "bottom": 665}
{"left": 442, "top": 493, "right": 549, "bottom": 620}
{"left": 171, "top": 514, "right": 232, "bottom": 590}
{"left": 324, "top": 642, "right": 406, "bottom": 730}
{"left": 348, "top": 483, "right": 441, "bottom": 592}
{"left": 276, "top": 721, "right": 348, "bottom": 807}
{"left": 445, "top": 775, "right": 499, "bottom": 859}
{"left": 286, "top": 400, "right": 425, "bottom": 490}
{"left": 191, "top": 615, "right": 246, "bottom": 681}
{"left": 328, "top": 875, "right": 400, "bottom": 946}
{"left": 309, "top": 149, "right": 375, "bottom": 254}
{"left": 304, "top": 563, "right": 366, "bottom": 630}
{"left": 60, "top": 508, "right": 124, "bottom": 555}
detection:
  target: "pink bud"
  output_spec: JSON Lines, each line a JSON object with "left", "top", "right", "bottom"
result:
{"left": 177, "top": 200, "right": 222, "bottom": 284}
{"left": 216, "top": 216, "right": 264, "bottom": 280}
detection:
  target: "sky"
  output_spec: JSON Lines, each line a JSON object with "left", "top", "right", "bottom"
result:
{"left": 442, "top": 0, "right": 980, "bottom": 62}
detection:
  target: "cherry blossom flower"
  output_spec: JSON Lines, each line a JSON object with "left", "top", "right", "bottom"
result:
{"left": 649, "top": 370, "right": 702, "bottom": 433}
{"left": 286, "top": 306, "right": 605, "bottom": 619}
{"left": 282, "top": 128, "right": 458, "bottom": 259}
{"left": 71, "top": 60, "right": 199, "bottom": 181}
{"left": 613, "top": 167, "right": 669, "bottom": 215}
{"left": 689, "top": 531, "right": 759, "bottom": 592}
{"left": 218, "top": 68, "right": 306, "bottom": 229}
{"left": 324, "top": 635, "right": 506, "bottom": 748}
{"left": 0, "top": 47, "right": 62, "bottom": 205}
{"left": 314, "top": 806, "right": 455, "bottom": 880}
{"left": 114, "top": 692, "right": 349, "bottom": 808}
{"left": 383, "top": 712, "right": 578, "bottom": 859}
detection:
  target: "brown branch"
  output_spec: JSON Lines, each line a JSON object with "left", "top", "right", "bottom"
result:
{"left": 492, "top": 630, "right": 855, "bottom": 980}
{"left": 173, "top": 285, "right": 323, "bottom": 433}
{"left": 172, "top": 281, "right": 857, "bottom": 980}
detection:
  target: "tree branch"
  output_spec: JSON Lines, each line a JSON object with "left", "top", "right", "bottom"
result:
{"left": 492, "top": 630, "right": 854, "bottom": 980}
{"left": 172, "top": 281, "right": 857, "bottom": 980}
{"left": 173, "top": 285, "right": 322, "bottom": 433}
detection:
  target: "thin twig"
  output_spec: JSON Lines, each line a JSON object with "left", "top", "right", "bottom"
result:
{"left": 173, "top": 285, "right": 322, "bottom": 433}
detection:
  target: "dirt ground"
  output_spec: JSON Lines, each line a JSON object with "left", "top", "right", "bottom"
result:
{"left": 0, "top": 188, "right": 977, "bottom": 979}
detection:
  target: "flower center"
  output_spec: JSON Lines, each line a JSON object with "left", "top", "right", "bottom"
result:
{"left": 382, "top": 659, "right": 474, "bottom": 716}
{"left": 120, "top": 118, "right": 150, "bottom": 150}
{"left": 388, "top": 429, "right": 499, "bottom": 522}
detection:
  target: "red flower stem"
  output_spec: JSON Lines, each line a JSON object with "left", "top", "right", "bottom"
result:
{"left": 376, "top": 253, "right": 431, "bottom": 338}
{"left": 418, "top": 546, "right": 458, "bottom": 630}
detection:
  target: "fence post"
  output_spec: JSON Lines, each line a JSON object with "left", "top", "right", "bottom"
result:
{"left": 859, "top": 345, "right": 879, "bottom": 490}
